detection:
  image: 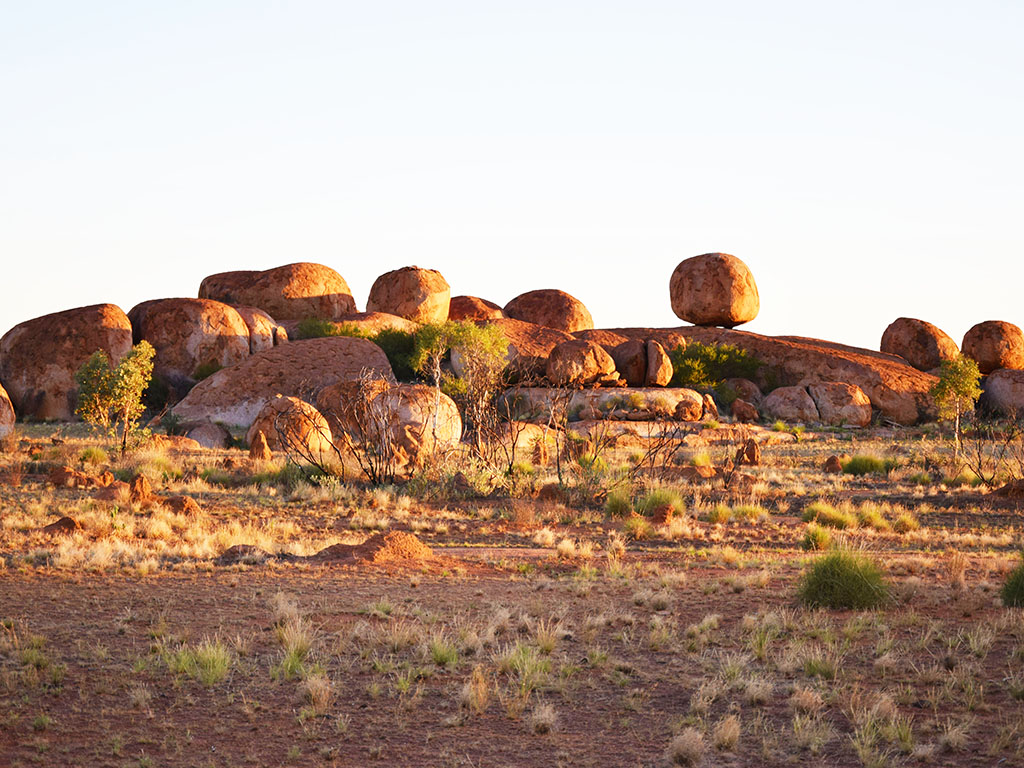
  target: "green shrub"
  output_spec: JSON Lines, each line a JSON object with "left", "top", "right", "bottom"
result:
{"left": 732, "top": 504, "right": 767, "bottom": 522}
{"left": 892, "top": 512, "right": 920, "bottom": 534}
{"left": 637, "top": 488, "right": 685, "bottom": 518}
{"left": 705, "top": 504, "right": 732, "bottom": 524}
{"left": 622, "top": 515, "right": 654, "bottom": 540}
{"left": 668, "top": 341, "right": 762, "bottom": 395}
{"left": 842, "top": 455, "right": 897, "bottom": 476}
{"left": 605, "top": 489, "right": 633, "bottom": 518}
{"left": 855, "top": 503, "right": 890, "bottom": 532}
{"left": 802, "top": 524, "right": 832, "bottom": 551}
{"left": 801, "top": 501, "right": 856, "bottom": 530}
{"left": 1002, "top": 554, "right": 1024, "bottom": 608}
{"left": 799, "top": 550, "right": 890, "bottom": 609}
{"left": 79, "top": 447, "right": 108, "bottom": 466}
{"left": 75, "top": 340, "right": 155, "bottom": 454}
{"left": 192, "top": 360, "right": 223, "bottom": 381}
{"left": 908, "top": 472, "right": 932, "bottom": 485}
{"left": 296, "top": 319, "right": 417, "bottom": 381}
{"left": 295, "top": 318, "right": 367, "bottom": 340}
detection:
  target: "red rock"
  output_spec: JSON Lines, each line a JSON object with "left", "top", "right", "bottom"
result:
{"left": 546, "top": 340, "right": 618, "bottom": 387}
{"left": 645, "top": 340, "right": 673, "bottom": 387}
{"left": 171, "top": 337, "right": 394, "bottom": 427}
{"left": 449, "top": 296, "right": 504, "bottom": 322}
{"left": 41, "top": 516, "right": 81, "bottom": 535}
{"left": 249, "top": 430, "right": 273, "bottom": 461}
{"left": 702, "top": 394, "right": 719, "bottom": 421}
{"left": 0, "top": 382, "right": 14, "bottom": 439}
{"left": 673, "top": 390, "right": 705, "bottom": 421}
{"left": 609, "top": 339, "right": 647, "bottom": 387}
{"left": 808, "top": 382, "right": 872, "bottom": 427}
{"left": 245, "top": 395, "right": 334, "bottom": 459}
{"left": 182, "top": 421, "right": 232, "bottom": 449}
{"left": 880, "top": 317, "right": 958, "bottom": 372}
{"left": 199, "top": 263, "right": 356, "bottom": 322}
{"left": 504, "top": 289, "right": 594, "bottom": 333}
{"left": 459, "top": 318, "right": 573, "bottom": 379}
{"left": 333, "top": 312, "right": 420, "bottom": 335}
{"left": 731, "top": 399, "right": 759, "bottom": 423}
{"left": 669, "top": 253, "right": 759, "bottom": 328}
{"left": 366, "top": 266, "right": 451, "bottom": 324}
{"left": 725, "top": 378, "right": 763, "bottom": 405}
{"left": 232, "top": 306, "right": 288, "bottom": 353}
{"left": 160, "top": 495, "right": 202, "bottom": 515}
{"left": 130, "top": 475, "right": 152, "bottom": 505}
{"left": 0, "top": 304, "right": 133, "bottom": 421}
{"left": 962, "top": 321, "right": 1024, "bottom": 374}
{"left": 128, "top": 298, "right": 251, "bottom": 394}
{"left": 761, "top": 386, "right": 819, "bottom": 423}
{"left": 734, "top": 438, "right": 761, "bottom": 466}
{"left": 823, "top": 455, "right": 843, "bottom": 474}
{"left": 983, "top": 369, "right": 1024, "bottom": 416}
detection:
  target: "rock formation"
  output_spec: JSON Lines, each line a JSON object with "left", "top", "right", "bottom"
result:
{"left": 504, "top": 289, "right": 594, "bottom": 333}
{"left": 669, "top": 253, "right": 759, "bottom": 328}
{"left": 365, "top": 266, "right": 451, "bottom": 324}
{"left": 199, "top": 263, "right": 356, "bottom": 322}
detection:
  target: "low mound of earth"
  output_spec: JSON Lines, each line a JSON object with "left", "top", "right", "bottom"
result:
{"left": 579, "top": 326, "right": 938, "bottom": 425}
{"left": 217, "top": 531, "right": 458, "bottom": 570}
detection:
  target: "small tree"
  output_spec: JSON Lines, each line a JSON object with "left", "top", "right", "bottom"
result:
{"left": 75, "top": 341, "right": 155, "bottom": 454}
{"left": 930, "top": 354, "right": 982, "bottom": 462}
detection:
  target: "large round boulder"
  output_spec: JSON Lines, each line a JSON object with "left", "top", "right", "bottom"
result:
{"left": 449, "top": 296, "right": 504, "bottom": 322}
{"left": 669, "top": 253, "right": 759, "bottom": 328}
{"left": 366, "top": 266, "right": 451, "bottom": 324}
{"left": 962, "top": 321, "right": 1024, "bottom": 374}
{"left": 317, "top": 381, "right": 462, "bottom": 467}
{"left": 0, "top": 382, "right": 14, "bottom": 439}
{"left": 880, "top": 318, "right": 958, "bottom": 372}
{"left": 808, "top": 382, "right": 872, "bottom": 427}
{"left": 171, "top": 337, "right": 395, "bottom": 427}
{"left": 982, "top": 369, "right": 1024, "bottom": 416}
{"left": 0, "top": 304, "right": 133, "bottom": 421}
{"left": 610, "top": 339, "right": 647, "bottom": 387}
{"left": 546, "top": 340, "right": 618, "bottom": 387}
{"left": 233, "top": 306, "right": 288, "bottom": 353}
{"left": 504, "top": 289, "right": 594, "bottom": 333}
{"left": 760, "top": 386, "right": 819, "bottom": 424}
{"left": 199, "top": 263, "right": 356, "bottom": 322}
{"left": 246, "top": 395, "right": 334, "bottom": 459}
{"left": 128, "top": 298, "right": 251, "bottom": 397}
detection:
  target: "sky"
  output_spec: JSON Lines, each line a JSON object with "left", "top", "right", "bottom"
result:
{"left": 2, "top": 1, "right": 1022, "bottom": 350}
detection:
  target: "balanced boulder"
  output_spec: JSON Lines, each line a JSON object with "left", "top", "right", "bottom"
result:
{"left": 0, "top": 304, "right": 133, "bottom": 420}
{"left": 199, "top": 263, "right": 356, "bottom": 322}
{"left": 448, "top": 296, "right": 504, "bottom": 322}
{"left": 233, "top": 306, "right": 288, "bottom": 353}
{"left": 171, "top": 336, "right": 395, "bottom": 427}
{"left": 761, "top": 386, "right": 819, "bottom": 423}
{"left": 128, "top": 298, "right": 251, "bottom": 396}
{"left": 366, "top": 266, "right": 451, "bottom": 324}
{"left": 246, "top": 395, "right": 334, "bottom": 459}
{"left": 808, "top": 382, "right": 872, "bottom": 427}
{"left": 546, "top": 340, "right": 618, "bottom": 387}
{"left": 669, "top": 253, "right": 759, "bottom": 328}
{"left": 962, "top": 321, "right": 1024, "bottom": 374}
{"left": 880, "top": 317, "right": 958, "bottom": 372}
{"left": 0, "top": 382, "right": 14, "bottom": 439}
{"left": 504, "top": 289, "right": 594, "bottom": 333}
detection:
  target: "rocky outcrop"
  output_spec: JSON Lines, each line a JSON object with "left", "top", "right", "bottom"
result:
{"left": 171, "top": 337, "right": 395, "bottom": 427}
{"left": 128, "top": 298, "right": 251, "bottom": 397}
{"left": 366, "top": 266, "right": 450, "bottom": 324}
{"left": 504, "top": 289, "right": 594, "bottom": 333}
{"left": 502, "top": 387, "right": 704, "bottom": 423}
{"left": 0, "top": 383, "right": 14, "bottom": 439}
{"left": 981, "top": 369, "right": 1024, "bottom": 416}
{"left": 448, "top": 296, "right": 504, "bottom": 322}
{"left": 0, "top": 304, "right": 133, "bottom": 421}
{"left": 732, "top": 399, "right": 759, "bottom": 423}
{"left": 182, "top": 421, "right": 233, "bottom": 449}
{"left": 317, "top": 382, "right": 462, "bottom": 467}
{"left": 645, "top": 341, "right": 673, "bottom": 386}
{"left": 669, "top": 253, "right": 759, "bottom": 328}
{"left": 880, "top": 318, "right": 958, "bottom": 372}
{"left": 199, "top": 263, "right": 356, "bottom": 322}
{"left": 962, "top": 321, "right": 1024, "bottom": 374}
{"left": 455, "top": 318, "right": 574, "bottom": 379}
{"left": 245, "top": 395, "right": 334, "bottom": 459}
{"left": 761, "top": 386, "right": 819, "bottom": 423}
{"left": 546, "top": 340, "right": 619, "bottom": 387}
{"left": 611, "top": 339, "right": 647, "bottom": 387}
{"left": 808, "top": 382, "right": 872, "bottom": 427}
{"left": 233, "top": 306, "right": 288, "bottom": 353}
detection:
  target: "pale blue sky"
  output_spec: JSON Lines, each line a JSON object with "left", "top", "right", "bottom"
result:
{"left": 2, "top": 1, "right": 1021, "bottom": 349}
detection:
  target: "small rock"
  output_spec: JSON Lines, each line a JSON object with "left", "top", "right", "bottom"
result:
{"left": 249, "top": 430, "right": 272, "bottom": 461}
{"left": 731, "top": 399, "right": 759, "bottom": 423}
{"left": 823, "top": 455, "right": 843, "bottom": 474}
